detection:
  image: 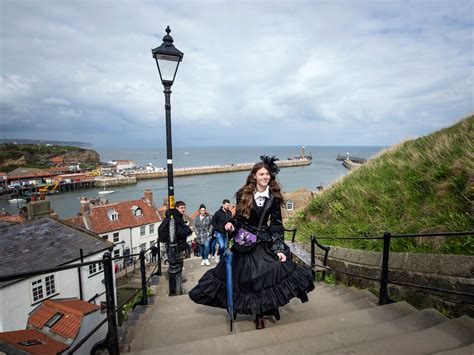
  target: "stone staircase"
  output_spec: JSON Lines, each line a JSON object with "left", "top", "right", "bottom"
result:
{"left": 120, "top": 257, "right": 474, "bottom": 354}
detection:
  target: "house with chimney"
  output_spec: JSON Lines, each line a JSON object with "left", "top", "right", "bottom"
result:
{"left": 0, "top": 218, "right": 113, "bottom": 332}
{"left": 0, "top": 298, "right": 106, "bottom": 354}
{"left": 67, "top": 190, "right": 162, "bottom": 270}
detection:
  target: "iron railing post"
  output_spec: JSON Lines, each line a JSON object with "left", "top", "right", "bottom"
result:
{"left": 102, "top": 252, "right": 119, "bottom": 355}
{"left": 379, "top": 232, "right": 392, "bottom": 305}
{"left": 310, "top": 236, "right": 316, "bottom": 281}
{"left": 157, "top": 238, "right": 162, "bottom": 276}
{"left": 140, "top": 250, "right": 148, "bottom": 305}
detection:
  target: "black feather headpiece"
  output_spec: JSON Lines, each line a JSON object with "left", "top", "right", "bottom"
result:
{"left": 259, "top": 155, "right": 280, "bottom": 175}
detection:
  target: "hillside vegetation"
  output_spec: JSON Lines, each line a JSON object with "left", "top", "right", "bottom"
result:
{"left": 290, "top": 115, "right": 473, "bottom": 255}
{"left": 0, "top": 144, "right": 100, "bottom": 172}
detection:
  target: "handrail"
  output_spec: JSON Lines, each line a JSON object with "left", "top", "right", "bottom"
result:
{"left": 285, "top": 230, "right": 474, "bottom": 306}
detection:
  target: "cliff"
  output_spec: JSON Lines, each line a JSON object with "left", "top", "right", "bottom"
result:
{"left": 0, "top": 144, "right": 100, "bottom": 172}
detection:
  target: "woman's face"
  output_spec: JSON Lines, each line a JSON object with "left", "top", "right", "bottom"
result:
{"left": 254, "top": 167, "right": 271, "bottom": 190}
{"left": 199, "top": 207, "right": 206, "bottom": 216}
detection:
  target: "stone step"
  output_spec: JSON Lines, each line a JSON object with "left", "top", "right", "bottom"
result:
{"left": 242, "top": 308, "right": 448, "bottom": 354}
{"left": 127, "top": 302, "right": 417, "bottom": 354}
{"left": 320, "top": 316, "right": 474, "bottom": 355}
{"left": 432, "top": 343, "right": 474, "bottom": 355}
{"left": 151, "top": 283, "right": 347, "bottom": 309}
{"left": 133, "top": 286, "right": 370, "bottom": 319}
{"left": 154, "top": 285, "right": 358, "bottom": 308}
{"left": 127, "top": 297, "right": 376, "bottom": 351}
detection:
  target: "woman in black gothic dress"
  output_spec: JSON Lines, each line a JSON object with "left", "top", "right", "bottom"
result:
{"left": 189, "top": 156, "right": 315, "bottom": 329}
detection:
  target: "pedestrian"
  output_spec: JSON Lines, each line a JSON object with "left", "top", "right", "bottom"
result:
{"left": 158, "top": 200, "right": 193, "bottom": 261}
{"left": 151, "top": 244, "right": 158, "bottom": 262}
{"left": 210, "top": 199, "right": 233, "bottom": 262}
{"left": 189, "top": 156, "right": 315, "bottom": 329}
{"left": 193, "top": 204, "right": 213, "bottom": 266}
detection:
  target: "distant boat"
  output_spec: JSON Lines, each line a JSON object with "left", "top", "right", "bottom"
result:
{"left": 9, "top": 198, "right": 25, "bottom": 204}
{"left": 98, "top": 188, "right": 114, "bottom": 195}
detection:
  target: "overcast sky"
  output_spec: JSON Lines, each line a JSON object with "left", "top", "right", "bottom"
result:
{"left": 1, "top": 0, "right": 472, "bottom": 147}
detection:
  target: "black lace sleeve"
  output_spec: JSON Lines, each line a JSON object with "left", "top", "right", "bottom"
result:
{"left": 269, "top": 200, "right": 285, "bottom": 254}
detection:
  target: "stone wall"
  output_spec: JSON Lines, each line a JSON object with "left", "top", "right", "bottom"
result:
{"left": 95, "top": 176, "right": 136, "bottom": 187}
{"left": 304, "top": 244, "right": 474, "bottom": 317}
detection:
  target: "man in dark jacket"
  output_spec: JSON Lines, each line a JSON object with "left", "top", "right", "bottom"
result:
{"left": 211, "top": 199, "right": 232, "bottom": 261}
{"left": 159, "top": 201, "right": 192, "bottom": 255}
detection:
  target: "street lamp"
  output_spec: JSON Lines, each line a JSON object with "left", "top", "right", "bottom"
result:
{"left": 152, "top": 26, "right": 184, "bottom": 296}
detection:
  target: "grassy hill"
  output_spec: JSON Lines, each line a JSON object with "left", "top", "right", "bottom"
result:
{"left": 0, "top": 144, "right": 100, "bottom": 172}
{"left": 290, "top": 115, "right": 473, "bottom": 255}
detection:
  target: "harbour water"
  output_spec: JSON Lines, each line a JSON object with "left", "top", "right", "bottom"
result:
{"left": 0, "top": 146, "right": 384, "bottom": 218}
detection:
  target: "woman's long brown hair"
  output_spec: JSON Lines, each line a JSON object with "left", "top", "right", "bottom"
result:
{"left": 235, "top": 162, "right": 283, "bottom": 218}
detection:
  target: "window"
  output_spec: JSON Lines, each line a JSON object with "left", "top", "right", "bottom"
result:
{"left": 286, "top": 201, "right": 294, "bottom": 211}
{"left": 31, "top": 274, "right": 56, "bottom": 303}
{"left": 89, "top": 262, "right": 103, "bottom": 276}
{"left": 108, "top": 208, "right": 119, "bottom": 221}
{"left": 102, "top": 235, "right": 108, "bottom": 241}
{"left": 149, "top": 224, "right": 155, "bottom": 234}
{"left": 140, "top": 226, "right": 146, "bottom": 236}
{"left": 113, "top": 232, "right": 119, "bottom": 242}
{"left": 45, "top": 312, "right": 63, "bottom": 328}
{"left": 114, "top": 249, "right": 120, "bottom": 258}
{"left": 132, "top": 206, "right": 142, "bottom": 217}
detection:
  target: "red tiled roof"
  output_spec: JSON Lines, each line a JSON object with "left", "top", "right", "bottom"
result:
{"left": 0, "top": 211, "right": 25, "bottom": 223}
{"left": 28, "top": 299, "right": 99, "bottom": 340}
{"left": 77, "top": 199, "right": 162, "bottom": 234}
{"left": 0, "top": 329, "right": 69, "bottom": 354}
{"left": 66, "top": 215, "right": 86, "bottom": 228}
{"left": 7, "top": 168, "right": 52, "bottom": 179}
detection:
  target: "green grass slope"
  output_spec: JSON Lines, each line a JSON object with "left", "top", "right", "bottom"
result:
{"left": 291, "top": 115, "right": 473, "bottom": 255}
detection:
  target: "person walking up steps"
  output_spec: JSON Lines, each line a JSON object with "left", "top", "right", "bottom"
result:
{"left": 193, "top": 204, "right": 213, "bottom": 266}
{"left": 210, "top": 199, "right": 232, "bottom": 262}
{"left": 189, "top": 156, "right": 315, "bottom": 329}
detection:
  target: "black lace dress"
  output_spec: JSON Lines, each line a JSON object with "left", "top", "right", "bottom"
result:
{"left": 188, "top": 193, "right": 315, "bottom": 315}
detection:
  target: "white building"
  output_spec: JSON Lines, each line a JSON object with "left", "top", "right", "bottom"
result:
{"left": 109, "top": 159, "right": 136, "bottom": 171}
{"left": 0, "top": 218, "right": 114, "bottom": 332}
{"left": 68, "top": 190, "right": 162, "bottom": 270}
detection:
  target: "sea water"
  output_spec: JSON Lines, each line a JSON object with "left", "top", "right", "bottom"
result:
{"left": 0, "top": 146, "right": 383, "bottom": 218}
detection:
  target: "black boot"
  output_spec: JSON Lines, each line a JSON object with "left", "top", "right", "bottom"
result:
{"left": 255, "top": 314, "right": 265, "bottom": 329}
{"left": 298, "top": 291, "right": 309, "bottom": 303}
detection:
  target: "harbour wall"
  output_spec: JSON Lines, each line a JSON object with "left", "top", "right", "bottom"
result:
{"left": 95, "top": 176, "right": 137, "bottom": 188}
{"left": 132, "top": 158, "right": 312, "bottom": 180}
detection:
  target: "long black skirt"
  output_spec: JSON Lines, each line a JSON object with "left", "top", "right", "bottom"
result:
{"left": 188, "top": 242, "right": 315, "bottom": 315}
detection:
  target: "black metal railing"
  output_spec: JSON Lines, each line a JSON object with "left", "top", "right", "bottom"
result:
{"left": 284, "top": 229, "right": 474, "bottom": 306}
{"left": 0, "top": 237, "right": 164, "bottom": 354}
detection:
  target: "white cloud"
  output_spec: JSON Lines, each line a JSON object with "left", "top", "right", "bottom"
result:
{"left": 1, "top": 0, "right": 472, "bottom": 146}
{"left": 43, "top": 97, "right": 71, "bottom": 106}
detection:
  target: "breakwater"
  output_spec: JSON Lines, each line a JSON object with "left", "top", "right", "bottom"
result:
{"left": 131, "top": 158, "right": 312, "bottom": 180}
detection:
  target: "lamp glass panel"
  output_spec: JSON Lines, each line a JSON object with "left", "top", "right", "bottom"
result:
{"left": 156, "top": 55, "right": 180, "bottom": 82}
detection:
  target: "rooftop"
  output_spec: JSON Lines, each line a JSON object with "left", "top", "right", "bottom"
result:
{"left": 0, "top": 218, "right": 113, "bottom": 287}
{"left": 0, "top": 329, "right": 69, "bottom": 355}
{"left": 29, "top": 299, "right": 100, "bottom": 341}
{"left": 68, "top": 198, "right": 161, "bottom": 234}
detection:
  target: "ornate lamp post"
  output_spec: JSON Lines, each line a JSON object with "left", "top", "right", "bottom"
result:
{"left": 152, "top": 26, "right": 184, "bottom": 295}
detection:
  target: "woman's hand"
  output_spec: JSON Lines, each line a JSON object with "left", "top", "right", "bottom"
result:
{"left": 277, "top": 252, "right": 286, "bottom": 262}
{"left": 224, "top": 222, "right": 235, "bottom": 232}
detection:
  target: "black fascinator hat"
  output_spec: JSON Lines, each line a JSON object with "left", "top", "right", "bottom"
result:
{"left": 199, "top": 203, "right": 206, "bottom": 209}
{"left": 259, "top": 155, "right": 280, "bottom": 175}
